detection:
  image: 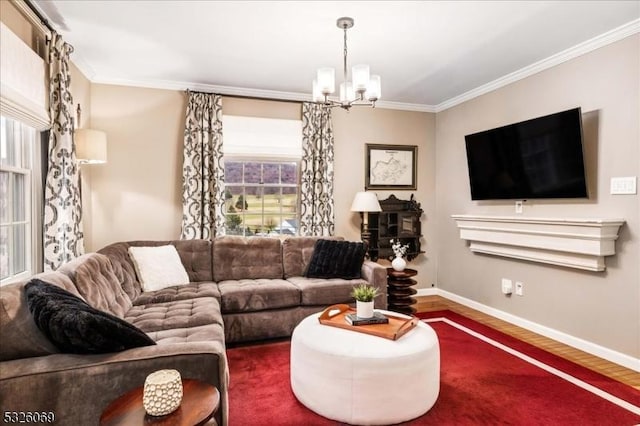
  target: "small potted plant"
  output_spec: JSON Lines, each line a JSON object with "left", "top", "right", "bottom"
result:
{"left": 351, "top": 284, "right": 380, "bottom": 318}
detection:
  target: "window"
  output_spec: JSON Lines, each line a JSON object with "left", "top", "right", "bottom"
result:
{"left": 0, "top": 116, "right": 39, "bottom": 284}
{"left": 224, "top": 160, "right": 299, "bottom": 236}
{"left": 222, "top": 115, "right": 302, "bottom": 236}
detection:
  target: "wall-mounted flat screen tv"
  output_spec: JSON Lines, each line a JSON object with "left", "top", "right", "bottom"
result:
{"left": 464, "top": 107, "right": 588, "bottom": 200}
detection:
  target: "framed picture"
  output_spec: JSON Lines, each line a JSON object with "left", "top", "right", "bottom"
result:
{"left": 365, "top": 144, "right": 417, "bottom": 190}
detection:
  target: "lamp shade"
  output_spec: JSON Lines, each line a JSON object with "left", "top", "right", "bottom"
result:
{"left": 350, "top": 191, "right": 381, "bottom": 212}
{"left": 75, "top": 129, "right": 107, "bottom": 164}
{"left": 366, "top": 75, "right": 381, "bottom": 101}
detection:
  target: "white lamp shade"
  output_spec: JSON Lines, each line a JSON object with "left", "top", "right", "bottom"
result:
{"left": 312, "top": 80, "right": 324, "bottom": 102}
{"left": 317, "top": 67, "right": 335, "bottom": 95}
{"left": 352, "top": 64, "right": 370, "bottom": 93}
{"left": 350, "top": 191, "right": 381, "bottom": 212}
{"left": 75, "top": 129, "right": 107, "bottom": 164}
{"left": 366, "top": 75, "right": 381, "bottom": 101}
{"left": 339, "top": 81, "right": 355, "bottom": 102}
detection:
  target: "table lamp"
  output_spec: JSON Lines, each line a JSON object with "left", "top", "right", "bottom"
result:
{"left": 350, "top": 191, "right": 381, "bottom": 251}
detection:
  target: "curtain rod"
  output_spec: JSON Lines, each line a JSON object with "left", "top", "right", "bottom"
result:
{"left": 21, "top": 0, "right": 54, "bottom": 36}
{"left": 186, "top": 90, "right": 304, "bottom": 105}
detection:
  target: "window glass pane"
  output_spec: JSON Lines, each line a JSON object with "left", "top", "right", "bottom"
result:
{"left": 12, "top": 224, "right": 26, "bottom": 275}
{"left": 225, "top": 186, "right": 243, "bottom": 213}
{"left": 280, "top": 216, "right": 298, "bottom": 235}
{"left": 281, "top": 163, "right": 297, "bottom": 184}
{"left": 282, "top": 187, "right": 298, "bottom": 213}
{"left": 12, "top": 173, "right": 25, "bottom": 221}
{"left": 244, "top": 162, "right": 261, "bottom": 184}
{"left": 263, "top": 215, "right": 279, "bottom": 234}
{"left": 225, "top": 213, "right": 243, "bottom": 234}
{"left": 0, "top": 226, "right": 8, "bottom": 280}
{"left": 243, "top": 214, "right": 263, "bottom": 235}
{"left": 0, "top": 172, "right": 9, "bottom": 223}
{"left": 263, "top": 163, "right": 280, "bottom": 184}
{"left": 224, "top": 161, "right": 243, "bottom": 184}
{"left": 243, "top": 187, "right": 262, "bottom": 213}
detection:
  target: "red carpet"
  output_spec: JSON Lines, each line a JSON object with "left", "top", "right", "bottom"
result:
{"left": 227, "top": 310, "right": 640, "bottom": 425}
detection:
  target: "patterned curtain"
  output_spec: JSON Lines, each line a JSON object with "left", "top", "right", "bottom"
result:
{"left": 180, "top": 91, "right": 225, "bottom": 239}
{"left": 43, "top": 33, "right": 83, "bottom": 271}
{"left": 299, "top": 103, "right": 335, "bottom": 236}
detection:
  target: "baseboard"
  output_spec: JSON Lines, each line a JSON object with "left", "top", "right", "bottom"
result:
{"left": 415, "top": 288, "right": 639, "bottom": 372}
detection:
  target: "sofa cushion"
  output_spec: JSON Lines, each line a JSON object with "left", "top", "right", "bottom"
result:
{"left": 282, "top": 236, "right": 343, "bottom": 278}
{"left": 0, "top": 272, "right": 76, "bottom": 361}
{"left": 25, "top": 279, "right": 155, "bottom": 354}
{"left": 218, "top": 278, "right": 300, "bottom": 313}
{"left": 129, "top": 245, "right": 190, "bottom": 292}
{"left": 213, "top": 236, "right": 283, "bottom": 281}
{"left": 59, "top": 253, "right": 132, "bottom": 318}
{"left": 305, "top": 239, "right": 366, "bottom": 279}
{"left": 287, "top": 276, "right": 368, "bottom": 306}
{"left": 98, "top": 240, "right": 214, "bottom": 301}
{"left": 132, "top": 282, "right": 221, "bottom": 306}
{"left": 125, "top": 297, "right": 223, "bottom": 333}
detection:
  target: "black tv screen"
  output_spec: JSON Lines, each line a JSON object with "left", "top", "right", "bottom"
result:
{"left": 464, "top": 108, "right": 588, "bottom": 200}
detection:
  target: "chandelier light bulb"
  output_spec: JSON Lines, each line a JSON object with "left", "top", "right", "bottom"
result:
{"left": 367, "top": 75, "right": 381, "bottom": 102}
{"left": 312, "top": 80, "right": 324, "bottom": 102}
{"left": 352, "top": 64, "right": 370, "bottom": 94}
{"left": 317, "top": 68, "right": 335, "bottom": 95}
{"left": 340, "top": 81, "right": 355, "bottom": 102}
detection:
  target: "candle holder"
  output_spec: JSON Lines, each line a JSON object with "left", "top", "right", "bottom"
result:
{"left": 143, "top": 369, "right": 183, "bottom": 416}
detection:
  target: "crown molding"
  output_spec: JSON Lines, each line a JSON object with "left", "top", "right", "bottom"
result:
{"left": 71, "top": 18, "right": 638, "bottom": 115}
{"left": 435, "top": 18, "right": 640, "bottom": 112}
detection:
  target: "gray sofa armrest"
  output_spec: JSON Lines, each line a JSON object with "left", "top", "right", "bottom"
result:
{"left": 361, "top": 260, "right": 388, "bottom": 310}
{"left": 0, "top": 342, "right": 229, "bottom": 426}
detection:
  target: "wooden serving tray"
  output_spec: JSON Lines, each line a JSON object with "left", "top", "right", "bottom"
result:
{"left": 318, "top": 304, "right": 419, "bottom": 341}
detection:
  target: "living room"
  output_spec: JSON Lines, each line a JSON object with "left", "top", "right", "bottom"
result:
{"left": 1, "top": 1, "right": 639, "bottom": 425}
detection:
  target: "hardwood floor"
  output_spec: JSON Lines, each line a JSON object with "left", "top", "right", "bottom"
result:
{"left": 415, "top": 295, "right": 640, "bottom": 391}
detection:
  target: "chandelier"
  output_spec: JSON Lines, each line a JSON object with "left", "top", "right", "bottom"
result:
{"left": 312, "top": 17, "right": 381, "bottom": 110}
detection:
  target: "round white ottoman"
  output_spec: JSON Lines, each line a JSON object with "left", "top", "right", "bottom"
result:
{"left": 290, "top": 310, "right": 440, "bottom": 425}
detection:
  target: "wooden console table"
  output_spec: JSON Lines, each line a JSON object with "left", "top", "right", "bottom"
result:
{"left": 99, "top": 379, "right": 219, "bottom": 426}
{"left": 387, "top": 268, "right": 418, "bottom": 315}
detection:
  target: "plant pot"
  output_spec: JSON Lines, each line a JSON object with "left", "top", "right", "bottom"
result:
{"left": 356, "top": 300, "right": 375, "bottom": 318}
{"left": 392, "top": 256, "right": 406, "bottom": 271}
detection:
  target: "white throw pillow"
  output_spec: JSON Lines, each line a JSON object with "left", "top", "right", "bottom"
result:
{"left": 128, "top": 245, "right": 190, "bottom": 292}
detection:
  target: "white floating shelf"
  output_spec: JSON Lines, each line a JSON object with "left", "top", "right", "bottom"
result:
{"left": 451, "top": 215, "right": 625, "bottom": 271}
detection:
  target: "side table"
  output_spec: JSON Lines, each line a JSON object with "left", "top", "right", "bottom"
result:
{"left": 99, "top": 378, "right": 220, "bottom": 426}
{"left": 387, "top": 268, "right": 418, "bottom": 315}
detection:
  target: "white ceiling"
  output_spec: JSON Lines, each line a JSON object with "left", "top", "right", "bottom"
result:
{"left": 33, "top": 1, "right": 639, "bottom": 111}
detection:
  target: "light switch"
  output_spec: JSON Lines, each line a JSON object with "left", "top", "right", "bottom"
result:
{"left": 610, "top": 177, "right": 637, "bottom": 195}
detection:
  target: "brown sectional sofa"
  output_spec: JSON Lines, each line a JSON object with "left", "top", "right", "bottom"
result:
{"left": 0, "top": 236, "right": 387, "bottom": 426}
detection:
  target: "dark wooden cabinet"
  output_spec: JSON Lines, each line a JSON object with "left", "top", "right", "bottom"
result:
{"left": 365, "top": 194, "right": 423, "bottom": 262}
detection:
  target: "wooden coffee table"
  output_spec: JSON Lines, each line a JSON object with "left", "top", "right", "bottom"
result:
{"left": 99, "top": 379, "right": 219, "bottom": 426}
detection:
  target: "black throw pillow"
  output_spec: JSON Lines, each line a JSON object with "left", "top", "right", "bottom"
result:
{"left": 305, "top": 239, "right": 366, "bottom": 279}
{"left": 25, "top": 279, "right": 155, "bottom": 354}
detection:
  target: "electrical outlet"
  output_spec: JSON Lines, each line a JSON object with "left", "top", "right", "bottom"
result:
{"left": 501, "top": 278, "right": 513, "bottom": 295}
{"left": 515, "top": 281, "right": 524, "bottom": 296}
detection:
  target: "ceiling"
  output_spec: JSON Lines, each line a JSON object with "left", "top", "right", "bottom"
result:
{"left": 33, "top": 1, "right": 639, "bottom": 111}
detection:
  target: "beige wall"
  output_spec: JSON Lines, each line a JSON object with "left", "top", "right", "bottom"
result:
{"left": 435, "top": 35, "right": 639, "bottom": 357}
{"left": 332, "top": 108, "right": 436, "bottom": 288}
{"left": 88, "top": 85, "right": 186, "bottom": 250}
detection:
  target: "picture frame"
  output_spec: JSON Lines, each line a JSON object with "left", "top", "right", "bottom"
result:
{"left": 365, "top": 144, "right": 418, "bottom": 190}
